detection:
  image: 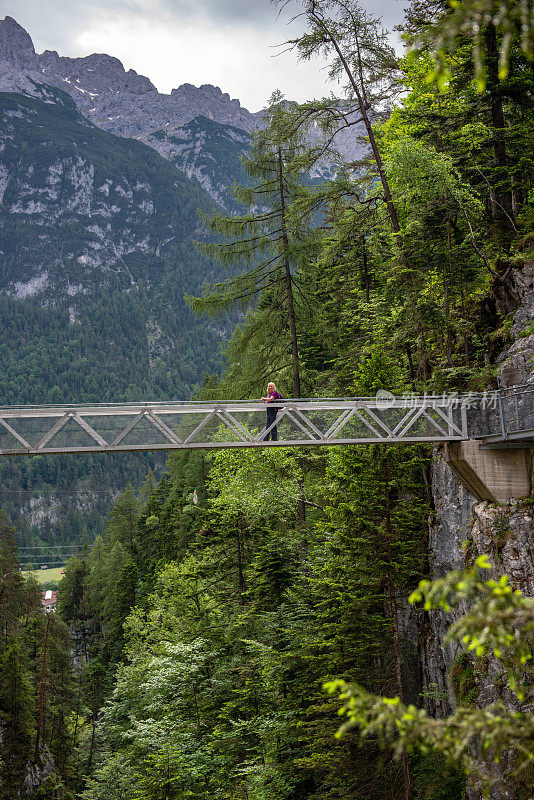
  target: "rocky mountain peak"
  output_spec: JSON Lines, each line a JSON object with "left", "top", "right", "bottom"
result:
{"left": 172, "top": 83, "right": 241, "bottom": 108}
{"left": 0, "top": 17, "right": 257, "bottom": 133}
{"left": 0, "top": 16, "right": 37, "bottom": 65}
{"left": 37, "top": 49, "right": 158, "bottom": 96}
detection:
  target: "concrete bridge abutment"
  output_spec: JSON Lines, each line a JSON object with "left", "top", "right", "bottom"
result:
{"left": 444, "top": 440, "right": 534, "bottom": 503}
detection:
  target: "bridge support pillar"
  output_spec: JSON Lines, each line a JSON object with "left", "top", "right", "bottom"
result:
{"left": 444, "top": 441, "right": 534, "bottom": 503}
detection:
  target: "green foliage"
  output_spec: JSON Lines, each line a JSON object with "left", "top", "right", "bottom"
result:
{"left": 327, "top": 557, "right": 534, "bottom": 794}
{"left": 189, "top": 91, "right": 319, "bottom": 395}
{"left": 66, "top": 415, "right": 434, "bottom": 800}
{"left": 191, "top": 93, "right": 311, "bottom": 308}
{"left": 412, "top": 555, "right": 534, "bottom": 696}
{"left": 410, "top": 752, "right": 466, "bottom": 800}
{"left": 490, "top": 511, "right": 512, "bottom": 552}
{"left": 208, "top": 446, "right": 312, "bottom": 523}
{"left": 0, "top": 513, "right": 76, "bottom": 798}
{"left": 449, "top": 653, "right": 478, "bottom": 707}
{"left": 408, "top": 0, "right": 534, "bottom": 89}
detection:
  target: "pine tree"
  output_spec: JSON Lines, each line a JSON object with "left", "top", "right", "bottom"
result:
{"left": 189, "top": 92, "right": 316, "bottom": 397}
{"left": 0, "top": 511, "right": 25, "bottom": 642}
{"left": 278, "top": 0, "right": 403, "bottom": 237}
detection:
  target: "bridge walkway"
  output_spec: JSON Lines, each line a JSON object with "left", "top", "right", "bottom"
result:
{"left": 0, "top": 385, "right": 532, "bottom": 457}
{"left": 0, "top": 394, "right": 468, "bottom": 456}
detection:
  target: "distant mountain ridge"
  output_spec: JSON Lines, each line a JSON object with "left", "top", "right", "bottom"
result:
{"left": 0, "top": 15, "right": 369, "bottom": 208}
{"left": 0, "top": 16, "right": 261, "bottom": 208}
{"left": 0, "top": 15, "right": 260, "bottom": 133}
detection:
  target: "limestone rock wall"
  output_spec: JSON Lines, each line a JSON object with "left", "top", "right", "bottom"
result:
{"left": 0, "top": 719, "right": 60, "bottom": 798}
{"left": 422, "top": 261, "right": 534, "bottom": 798}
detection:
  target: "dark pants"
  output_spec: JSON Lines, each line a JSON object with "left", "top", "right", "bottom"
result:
{"left": 264, "top": 406, "right": 279, "bottom": 441}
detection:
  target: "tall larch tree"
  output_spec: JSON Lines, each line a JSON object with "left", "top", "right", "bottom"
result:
{"left": 189, "top": 92, "right": 317, "bottom": 397}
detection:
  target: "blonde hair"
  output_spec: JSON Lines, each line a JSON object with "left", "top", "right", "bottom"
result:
{"left": 267, "top": 382, "right": 276, "bottom": 391}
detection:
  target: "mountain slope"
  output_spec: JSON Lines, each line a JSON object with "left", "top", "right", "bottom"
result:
{"left": 0, "top": 86, "right": 216, "bottom": 303}
{"left": 0, "top": 84, "right": 231, "bottom": 548}
{"left": 0, "top": 16, "right": 370, "bottom": 209}
{"left": 0, "top": 84, "right": 228, "bottom": 400}
{"left": 147, "top": 116, "right": 252, "bottom": 212}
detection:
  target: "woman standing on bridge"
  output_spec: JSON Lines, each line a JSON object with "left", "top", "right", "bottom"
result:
{"left": 261, "top": 382, "right": 283, "bottom": 441}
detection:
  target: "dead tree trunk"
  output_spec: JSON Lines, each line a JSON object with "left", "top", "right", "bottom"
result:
{"left": 34, "top": 616, "right": 50, "bottom": 761}
{"left": 383, "top": 457, "right": 411, "bottom": 800}
{"left": 277, "top": 145, "right": 302, "bottom": 397}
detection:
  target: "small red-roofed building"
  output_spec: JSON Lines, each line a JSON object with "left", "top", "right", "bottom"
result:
{"left": 41, "top": 589, "right": 58, "bottom": 612}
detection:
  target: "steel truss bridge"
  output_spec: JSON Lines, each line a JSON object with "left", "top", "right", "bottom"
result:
{"left": 0, "top": 396, "right": 466, "bottom": 456}
{"left": 0, "top": 385, "right": 533, "bottom": 456}
{"left": 0, "top": 390, "right": 517, "bottom": 457}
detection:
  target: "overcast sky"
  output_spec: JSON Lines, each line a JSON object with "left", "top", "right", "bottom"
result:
{"left": 3, "top": 0, "right": 409, "bottom": 111}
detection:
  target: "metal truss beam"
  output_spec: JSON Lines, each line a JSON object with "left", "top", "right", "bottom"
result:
{"left": 0, "top": 397, "right": 470, "bottom": 457}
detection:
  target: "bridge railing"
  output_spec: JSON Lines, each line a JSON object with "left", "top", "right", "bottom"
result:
{"left": 469, "top": 383, "right": 534, "bottom": 443}
{"left": 0, "top": 395, "right": 470, "bottom": 455}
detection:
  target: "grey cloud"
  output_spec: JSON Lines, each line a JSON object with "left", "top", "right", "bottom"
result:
{"left": 3, "top": 0, "right": 107, "bottom": 54}
{"left": 191, "top": 0, "right": 410, "bottom": 30}
{"left": 3, "top": 0, "right": 408, "bottom": 62}
{"left": 155, "top": 0, "right": 277, "bottom": 26}
{"left": 2, "top": 0, "right": 277, "bottom": 56}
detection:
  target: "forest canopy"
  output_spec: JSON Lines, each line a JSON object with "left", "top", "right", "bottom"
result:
{"left": 1, "top": 0, "right": 533, "bottom": 798}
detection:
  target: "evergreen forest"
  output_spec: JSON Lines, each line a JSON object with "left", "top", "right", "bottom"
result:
{"left": 0, "top": 86, "right": 231, "bottom": 549}
{"left": 1, "top": 1, "right": 534, "bottom": 798}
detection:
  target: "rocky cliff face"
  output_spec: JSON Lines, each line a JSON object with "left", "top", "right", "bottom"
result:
{"left": 147, "top": 115, "right": 252, "bottom": 212}
{"left": 0, "top": 717, "right": 60, "bottom": 798}
{"left": 422, "top": 262, "right": 534, "bottom": 798}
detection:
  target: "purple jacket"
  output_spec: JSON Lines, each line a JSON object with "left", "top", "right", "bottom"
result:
{"left": 266, "top": 390, "right": 282, "bottom": 402}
